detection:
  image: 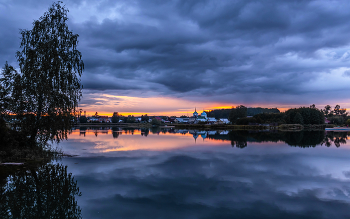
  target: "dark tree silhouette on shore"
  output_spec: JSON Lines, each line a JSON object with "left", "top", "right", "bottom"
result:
{"left": 0, "top": 2, "right": 84, "bottom": 147}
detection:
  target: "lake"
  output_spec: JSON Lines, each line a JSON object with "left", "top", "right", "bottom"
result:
{"left": 2, "top": 128, "right": 350, "bottom": 218}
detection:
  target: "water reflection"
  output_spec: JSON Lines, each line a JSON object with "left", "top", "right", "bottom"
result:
{"left": 323, "top": 131, "right": 349, "bottom": 147}
{"left": 1, "top": 163, "right": 81, "bottom": 219}
{"left": 72, "top": 127, "right": 350, "bottom": 149}
{"left": 61, "top": 144, "right": 350, "bottom": 218}
{"left": 4, "top": 128, "right": 350, "bottom": 218}
{"left": 52, "top": 128, "right": 350, "bottom": 218}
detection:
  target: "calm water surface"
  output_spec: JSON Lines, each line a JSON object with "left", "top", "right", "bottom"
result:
{"left": 4, "top": 128, "right": 350, "bottom": 218}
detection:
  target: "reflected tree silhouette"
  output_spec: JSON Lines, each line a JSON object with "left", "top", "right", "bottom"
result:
{"left": 228, "top": 131, "right": 248, "bottom": 149}
{"left": 140, "top": 128, "right": 149, "bottom": 137}
{"left": 0, "top": 164, "right": 81, "bottom": 219}
{"left": 322, "top": 132, "right": 348, "bottom": 148}
{"left": 225, "top": 130, "right": 328, "bottom": 148}
{"left": 70, "top": 127, "right": 349, "bottom": 149}
{"left": 283, "top": 131, "right": 325, "bottom": 148}
{"left": 111, "top": 127, "right": 123, "bottom": 139}
{"left": 150, "top": 127, "right": 161, "bottom": 134}
{"left": 112, "top": 131, "right": 120, "bottom": 139}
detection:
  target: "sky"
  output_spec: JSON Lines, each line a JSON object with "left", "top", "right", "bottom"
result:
{"left": 1, "top": 0, "right": 350, "bottom": 116}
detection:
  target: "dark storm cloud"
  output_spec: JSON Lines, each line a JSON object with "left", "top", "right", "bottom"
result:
{"left": 63, "top": 152, "right": 350, "bottom": 218}
{"left": 2, "top": 0, "right": 350, "bottom": 105}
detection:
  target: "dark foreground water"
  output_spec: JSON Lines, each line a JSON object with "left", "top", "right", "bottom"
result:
{"left": 2, "top": 128, "right": 350, "bottom": 218}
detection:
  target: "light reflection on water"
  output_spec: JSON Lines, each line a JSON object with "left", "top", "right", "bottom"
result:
{"left": 60, "top": 128, "right": 350, "bottom": 155}
{"left": 54, "top": 128, "right": 350, "bottom": 218}
{"left": 62, "top": 128, "right": 233, "bottom": 154}
{"left": 4, "top": 128, "right": 350, "bottom": 218}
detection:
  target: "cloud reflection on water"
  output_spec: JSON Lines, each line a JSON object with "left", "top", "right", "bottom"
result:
{"left": 63, "top": 152, "right": 350, "bottom": 218}
{"left": 56, "top": 129, "right": 350, "bottom": 218}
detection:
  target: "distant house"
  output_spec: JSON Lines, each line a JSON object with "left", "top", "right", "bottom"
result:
{"left": 154, "top": 117, "right": 162, "bottom": 122}
{"left": 168, "top": 117, "right": 176, "bottom": 123}
{"left": 88, "top": 117, "right": 99, "bottom": 122}
{"left": 189, "top": 117, "right": 196, "bottom": 123}
{"left": 196, "top": 117, "right": 206, "bottom": 123}
{"left": 219, "top": 118, "right": 230, "bottom": 124}
{"left": 98, "top": 116, "right": 109, "bottom": 123}
{"left": 175, "top": 118, "right": 189, "bottom": 123}
{"left": 175, "top": 118, "right": 184, "bottom": 123}
{"left": 207, "top": 117, "right": 217, "bottom": 124}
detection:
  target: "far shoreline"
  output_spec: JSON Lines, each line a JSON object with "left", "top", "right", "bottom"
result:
{"left": 74, "top": 123, "right": 334, "bottom": 131}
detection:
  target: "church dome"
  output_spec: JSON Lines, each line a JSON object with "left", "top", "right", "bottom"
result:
{"left": 193, "top": 108, "right": 198, "bottom": 117}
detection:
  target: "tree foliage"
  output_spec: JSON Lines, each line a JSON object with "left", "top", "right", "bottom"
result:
{"left": 293, "top": 112, "right": 304, "bottom": 124}
{"left": 253, "top": 113, "right": 286, "bottom": 124}
{"left": 141, "top": 114, "right": 149, "bottom": 122}
{"left": 0, "top": 62, "right": 22, "bottom": 116}
{"left": 322, "top": 105, "right": 332, "bottom": 117}
{"left": 111, "top": 112, "right": 120, "bottom": 123}
{"left": 229, "top": 105, "right": 247, "bottom": 123}
{"left": 247, "top": 107, "right": 280, "bottom": 116}
{"left": 79, "top": 116, "right": 87, "bottom": 123}
{"left": 207, "top": 107, "right": 280, "bottom": 119}
{"left": 123, "top": 115, "right": 136, "bottom": 123}
{"left": 346, "top": 119, "right": 350, "bottom": 126}
{"left": 285, "top": 107, "right": 324, "bottom": 124}
{"left": 0, "top": 2, "right": 83, "bottom": 146}
{"left": 151, "top": 118, "right": 161, "bottom": 126}
{"left": 236, "top": 117, "right": 257, "bottom": 125}
{"left": 322, "top": 104, "right": 347, "bottom": 118}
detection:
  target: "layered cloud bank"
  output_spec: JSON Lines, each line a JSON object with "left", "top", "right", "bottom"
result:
{"left": 1, "top": 0, "right": 350, "bottom": 114}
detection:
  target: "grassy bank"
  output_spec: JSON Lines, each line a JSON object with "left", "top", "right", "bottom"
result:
{"left": 278, "top": 124, "right": 334, "bottom": 130}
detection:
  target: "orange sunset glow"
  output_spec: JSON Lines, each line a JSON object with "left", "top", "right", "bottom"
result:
{"left": 79, "top": 94, "right": 236, "bottom": 116}
{"left": 79, "top": 94, "right": 322, "bottom": 116}
{"left": 66, "top": 129, "right": 232, "bottom": 153}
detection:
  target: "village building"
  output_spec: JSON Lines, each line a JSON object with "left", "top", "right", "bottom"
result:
{"left": 193, "top": 108, "right": 198, "bottom": 117}
{"left": 98, "top": 116, "right": 110, "bottom": 123}
{"left": 219, "top": 118, "right": 230, "bottom": 124}
{"left": 207, "top": 117, "right": 216, "bottom": 124}
{"left": 173, "top": 108, "right": 231, "bottom": 124}
{"left": 175, "top": 117, "right": 189, "bottom": 123}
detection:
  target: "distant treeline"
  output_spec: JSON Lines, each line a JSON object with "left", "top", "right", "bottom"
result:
{"left": 228, "top": 105, "right": 350, "bottom": 125}
{"left": 207, "top": 107, "right": 280, "bottom": 119}
{"left": 234, "top": 107, "right": 324, "bottom": 125}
